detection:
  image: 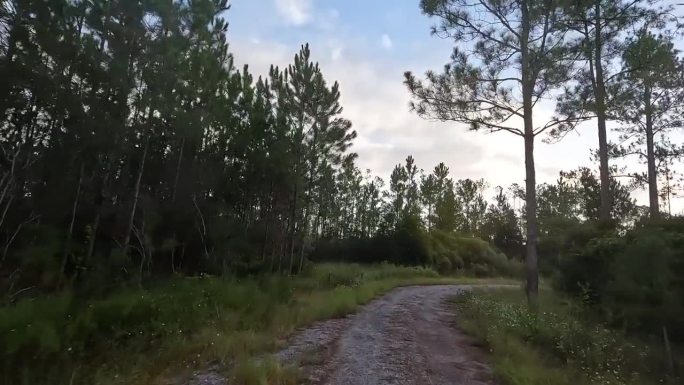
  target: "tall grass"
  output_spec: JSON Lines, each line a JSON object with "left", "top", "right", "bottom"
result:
{"left": 1, "top": 262, "right": 479, "bottom": 385}
{"left": 454, "top": 288, "right": 682, "bottom": 385}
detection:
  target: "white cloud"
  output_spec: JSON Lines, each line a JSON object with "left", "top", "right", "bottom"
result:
{"left": 324, "top": 39, "right": 345, "bottom": 61}
{"left": 381, "top": 34, "right": 393, "bottom": 49}
{"left": 228, "top": 35, "right": 684, "bottom": 213}
{"left": 231, "top": 39, "right": 489, "bottom": 182}
{"left": 316, "top": 8, "right": 340, "bottom": 31}
{"left": 274, "top": 0, "right": 311, "bottom": 26}
{"left": 331, "top": 46, "right": 343, "bottom": 61}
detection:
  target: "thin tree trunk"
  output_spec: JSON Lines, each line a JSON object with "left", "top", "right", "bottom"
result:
{"left": 86, "top": 212, "right": 100, "bottom": 263}
{"left": 1, "top": 214, "right": 37, "bottom": 269}
{"left": 288, "top": 183, "right": 298, "bottom": 275}
{"left": 58, "top": 163, "right": 84, "bottom": 287}
{"left": 192, "top": 196, "right": 210, "bottom": 261}
{"left": 171, "top": 137, "right": 184, "bottom": 202}
{"left": 137, "top": 214, "right": 147, "bottom": 288}
{"left": 593, "top": 1, "right": 612, "bottom": 222}
{"left": 521, "top": 0, "right": 538, "bottom": 308}
{"left": 85, "top": 167, "right": 109, "bottom": 264}
{"left": 664, "top": 161, "right": 672, "bottom": 216}
{"left": 523, "top": 133, "right": 539, "bottom": 308}
{"left": 645, "top": 87, "right": 659, "bottom": 217}
{"left": 123, "top": 139, "right": 149, "bottom": 253}
{"left": 0, "top": 193, "right": 14, "bottom": 231}
{"left": 663, "top": 326, "right": 674, "bottom": 374}
{"left": 169, "top": 137, "right": 184, "bottom": 273}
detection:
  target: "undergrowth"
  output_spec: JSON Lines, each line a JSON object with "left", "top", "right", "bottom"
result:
{"left": 454, "top": 289, "right": 682, "bottom": 385}
{"left": 1, "top": 263, "right": 507, "bottom": 385}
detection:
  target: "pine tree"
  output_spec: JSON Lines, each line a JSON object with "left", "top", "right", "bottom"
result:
{"left": 611, "top": 30, "right": 684, "bottom": 218}
{"left": 405, "top": 0, "right": 579, "bottom": 305}
{"left": 554, "top": 0, "right": 655, "bottom": 221}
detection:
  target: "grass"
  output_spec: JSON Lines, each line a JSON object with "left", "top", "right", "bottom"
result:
{"left": 453, "top": 288, "right": 682, "bottom": 385}
{"left": 1, "top": 262, "right": 516, "bottom": 385}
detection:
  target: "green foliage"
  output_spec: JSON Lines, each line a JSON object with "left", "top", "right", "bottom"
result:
{"left": 232, "top": 357, "right": 299, "bottom": 385}
{"left": 0, "top": 263, "right": 455, "bottom": 385}
{"left": 427, "top": 230, "right": 522, "bottom": 277}
{"left": 481, "top": 186, "right": 524, "bottom": 260}
{"left": 554, "top": 231, "right": 622, "bottom": 302}
{"left": 604, "top": 218, "right": 684, "bottom": 339}
{"left": 309, "top": 215, "right": 430, "bottom": 266}
{"left": 300, "top": 262, "right": 438, "bottom": 290}
{"left": 455, "top": 289, "right": 681, "bottom": 385}
{"left": 553, "top": 217, "right": 684, "bottom": 342}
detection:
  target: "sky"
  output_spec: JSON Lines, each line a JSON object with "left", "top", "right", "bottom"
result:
{"left": 225, "top": 0, "right": 684, "bottom": 214}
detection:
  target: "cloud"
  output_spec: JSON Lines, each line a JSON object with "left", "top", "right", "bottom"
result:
{"left": 381, "top": 34, "right": 393, "bottom": 49}
{"left": 230, "top": 39, "right": 489, "bottom": 182}
{"left": 331, "top": 46, "right": 344, "bottom": 61}
{"left": 274, "top": 0, "right": 311, "bottom": 26}
{"left": 316, "top": 8, "right": 340, "bottom": 31}
{"left": 227, "top": 31, "right": 684, "bottom": 213}
{"left": 324, "top": 39, "right": 345, "bottom": 61}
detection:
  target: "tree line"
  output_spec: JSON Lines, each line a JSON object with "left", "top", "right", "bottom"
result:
{"left": 0, "top": 0, "right": 516, "bottom": 295}
{"left": 1, "top": 0, "right": 682, "bottom": 304}
{"left": 0, "top": 0, "right": 366, "bottom": 294}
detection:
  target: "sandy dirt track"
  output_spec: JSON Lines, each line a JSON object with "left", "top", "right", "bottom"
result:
{"left": 276, "top": 285, "right": 497, "bottom": 385}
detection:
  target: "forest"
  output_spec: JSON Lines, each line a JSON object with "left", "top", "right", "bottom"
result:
{"left": 1, "top": 0, "right": 683, "bottom": 384}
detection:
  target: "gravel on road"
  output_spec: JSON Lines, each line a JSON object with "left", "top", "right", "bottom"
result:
{"left": 276, "top": 285, "right": 497, "bottom": 385}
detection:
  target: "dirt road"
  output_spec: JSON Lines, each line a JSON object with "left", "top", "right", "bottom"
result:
{"left": 276, "top": 285, "right": 496, "bottom": 385}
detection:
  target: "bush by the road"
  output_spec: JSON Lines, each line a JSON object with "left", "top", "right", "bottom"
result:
{"left": 455, "top": 289, "right": 681, "bottom": 385}
{"left": 0, "top": 263, "right": 454, "bottom": 385}
{"left": 553, "top": 217, "right": 684, "bottom": 342}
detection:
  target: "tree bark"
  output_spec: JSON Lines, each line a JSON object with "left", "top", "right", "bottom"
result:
{"left": 288, "top": 181, "right": 298, "bottom": 275}
{"left": 523, "top": 134, "right": 539, "bottom": 307}
{"left": 123, "top": 139, "right": 149, "bottom": 253}
{"left": 86, "top": 169, "right": 109, "bottom": 263}
{"left": 644, "top": 87, "right": 659, "bottom": 217}
{"left": 171, "top": 137, "right": 184, "bottom": 202}
{"left": 170, "top": 137, "right": 184, "bottom": 273}
{"left": 593, "top": 1, "right": 612, "bottom": 222}
{"left": 58, "top": 163, "right": 84, "bottom": 287}
{"left": 521, "top": 0, "right": 538, "bottom": 308}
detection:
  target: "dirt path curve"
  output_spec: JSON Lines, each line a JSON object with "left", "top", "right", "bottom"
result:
{"left": 276, "top": 285, "right": 497, "bottom": 385}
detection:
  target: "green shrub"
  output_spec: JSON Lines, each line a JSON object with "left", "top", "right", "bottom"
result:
{"left": 0, "top": 276, "right": 290, "bottom": 384}
{"left": 436, "top": 256, "right": 453, "bottom": 274}
{"left": 456, "top": 290, "right": 678, "bottom": 385}
{"left": 540, "top": 220, "right": 614, "bottom": 277}
{"left": 555, "top": 236, "right": 623, "bottom": 303}
{"left": 0, "top": 262, "right": 448, "bottom": 385}
{"left": 604, "top": 221, "right": 684, "bottom": 340}
{"left": 553, "top": 217, "right": 684, "bottom": 341}
{"left": 426, "top": 230, "right": 522, "bottom": 276}
{"left": 308, "top": 217, "right": 431, "bottom": 267}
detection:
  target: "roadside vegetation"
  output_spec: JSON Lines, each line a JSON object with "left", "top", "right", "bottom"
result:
{"left": 2, "top": 0, "right": 684, "bottom": 384}
{"left": 455, "top": 287, "right": 682, "bottom": 385}
{"left": 453, "top": 217, "right": 684, "bottom": 385}
{"left": 1, "top": 262, "right": 516, "bottom": 385}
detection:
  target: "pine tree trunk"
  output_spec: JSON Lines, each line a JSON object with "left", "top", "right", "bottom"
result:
{"left": 594, "top": 1, "right": 612, "bottom": 222}
{"left": 58, "top": 163, "right": 84, "bottom": 287}
{"left": 86, "top": 163, "right": 110, "bottom": 264}
{"left": 521, "top": 0, "right": 538, "bottom": 308}
{"left": 288, "top": 183, "right": 298, "bottom": 275}
{"left": 171, "top": 137, "right": 184, "bottom": 202}
{"left": 170, "top": 137, "right": 184, "bottom": 273}
{"left": 86, "top": 212, "right": 100, "bottom": 263}
{"left": 524, "top": 132, "right": 539, "bottom": 308}
{"left": 123, "top": 139, "right": 149, "bottom": 253}
{"left": 645, "top": 87, "right": 659, "bottom": 217}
